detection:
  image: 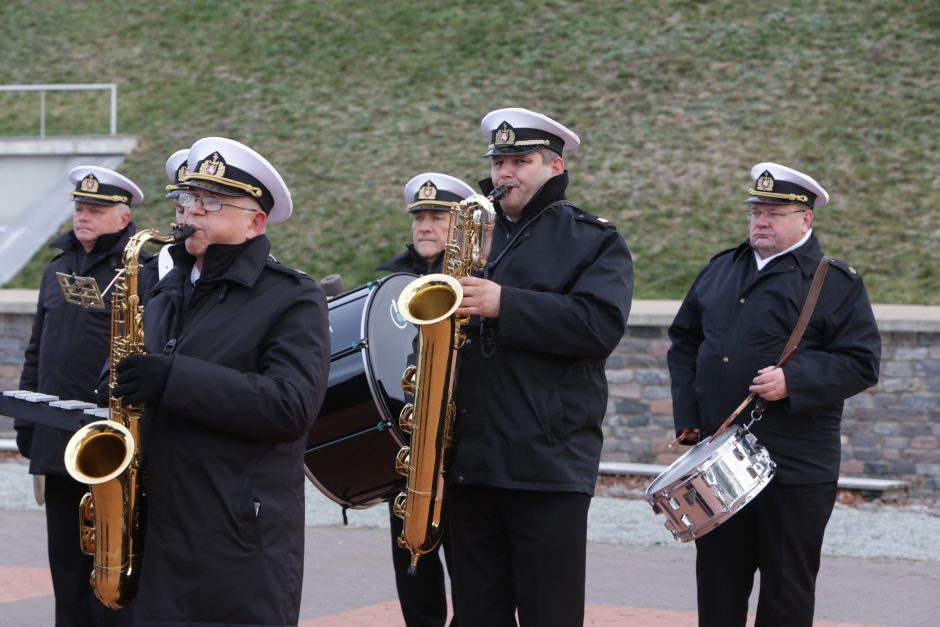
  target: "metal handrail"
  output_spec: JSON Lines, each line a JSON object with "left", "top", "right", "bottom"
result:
{"left": 0, "top": 83, "right": 117, "bottom": 136}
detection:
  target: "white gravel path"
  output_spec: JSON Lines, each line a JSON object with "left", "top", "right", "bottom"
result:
{"left": 3, "top": 459, "right": 937, "bottom": 562}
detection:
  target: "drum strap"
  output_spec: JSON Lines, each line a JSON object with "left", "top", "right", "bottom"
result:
{"left": 714, "top": 256, "right": 831, "bottom": 437}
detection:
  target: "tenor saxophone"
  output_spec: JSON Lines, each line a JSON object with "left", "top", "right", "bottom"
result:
{"left": 393, "top": 187, "right": 506, "bottom": 574}
{"left": 63, "top": 224, "right": 194, "bottom": 609}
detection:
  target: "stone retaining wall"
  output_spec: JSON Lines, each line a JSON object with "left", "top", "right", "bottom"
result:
{"left": 603, "top": 302, "right": 940, "bottom": 501}
{"left": 3, "top": 291, "right": 939, "bottom": 499}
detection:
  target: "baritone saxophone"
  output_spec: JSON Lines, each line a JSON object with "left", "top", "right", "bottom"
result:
{"left": 393, "top": 186, "right": 506, "bottom": 574}
{"left": 63, "top": 224, "right": 194, "bottom": 609}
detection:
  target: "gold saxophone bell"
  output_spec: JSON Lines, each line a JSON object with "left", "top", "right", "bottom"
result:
{"left": 393, "top": 188, "right": 504, "bottom": 574}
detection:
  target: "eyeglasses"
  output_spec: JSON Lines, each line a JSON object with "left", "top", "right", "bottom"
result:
{"left": 176, "top": 190, "right": 258, "bottom": 213}
{"left": 745, "top": 207, "right": 808, "bottom": 222}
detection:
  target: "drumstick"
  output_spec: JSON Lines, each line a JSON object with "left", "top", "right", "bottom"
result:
{"left": 712, "top": 345, "right": 798, "bottom": 439}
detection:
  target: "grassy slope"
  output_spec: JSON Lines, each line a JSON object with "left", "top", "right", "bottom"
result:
{"left": 1, "top": 0, "right": 938, "bottom": 303}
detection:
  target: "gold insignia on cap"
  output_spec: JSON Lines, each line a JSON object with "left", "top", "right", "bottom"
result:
{"left": 199, "top": 152, "right": 226, "bottom": 178}
{"left": 176, "top": 163, "right": 190, "bottom": 182}
{"left": 418, "top": 181, "right": 438, "bottom": 200}
{"left": 81, "top": 174, "right": 99, "bottom": 193}
{"left": 494, "top": 122, "right": 516, "bottom": 147}
{"left": 756, "top": 172, "right": 775, "bottom": 192}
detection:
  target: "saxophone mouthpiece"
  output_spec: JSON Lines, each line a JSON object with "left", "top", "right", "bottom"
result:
{"left": 489, "top": 185, "right": 510, "bottom": 202}
{"left": 169, "top": 223, "right": 196, "bottom": 242}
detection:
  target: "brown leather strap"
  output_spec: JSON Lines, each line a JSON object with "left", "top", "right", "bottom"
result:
{"left": 711, "top": 256, "right": 831, "bottom": 438}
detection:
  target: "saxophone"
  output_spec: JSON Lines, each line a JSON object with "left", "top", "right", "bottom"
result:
{"left": 63, "top": 224, "right": 194, "bottom": 609}
{"left": 393, "top": 186, "right": 506, "bottom": 574}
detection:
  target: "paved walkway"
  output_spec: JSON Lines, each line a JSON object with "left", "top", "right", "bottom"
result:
{"left": 2, "top": 505, "right": 939, "bottom": 626}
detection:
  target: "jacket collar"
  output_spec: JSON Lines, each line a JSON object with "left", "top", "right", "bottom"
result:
{"left": 479, "top": 170, "right": 570, "bottom": 222}
{"left": 374, "top": 244, "right": 441, "bottom": 274}
{"left": 168, "top": 235, "right": 271, "bottom": 288}
{"left": 732, "top": 233, "right": 823, "bottom": 277}
{"left": 52, "top": 222, "right": 136, "bottom": 256}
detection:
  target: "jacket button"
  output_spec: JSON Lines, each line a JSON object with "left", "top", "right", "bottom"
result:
{"left": 739, "top": 298, "right": 745, "bottom": 304}
{"left": 456, "top": 475, "right": 464, "bottom": 483}
{"left": 722, "top": 357, "right": 729, "bottom": 363}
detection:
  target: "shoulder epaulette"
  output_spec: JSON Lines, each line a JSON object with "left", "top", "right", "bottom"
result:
{"left": 827, "top": 257, "right": 862, "bottom": 280}
{"left": 573, "top": 209, "right": 617, "bottom": 230}
{"left": 266, "top": 255, "right": 311, "bottom": 281}
{"left": 708, "top": 247, "right": 737, "bottom": 263}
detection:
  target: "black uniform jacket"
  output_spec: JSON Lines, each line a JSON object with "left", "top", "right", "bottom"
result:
{"left": 131, "top": 235, "right": 330, "bottom": 627}
{"left": 17, "top": 224, "right": 141, "bottom": 474}
{"left": 449, "top": 172, "right": 634, "bottom": 495}
{"left": 375, "top": 244, "right": 442, "bottom": 275}
{"left": 667, "top": 235, "right": 881, "bottom": 483}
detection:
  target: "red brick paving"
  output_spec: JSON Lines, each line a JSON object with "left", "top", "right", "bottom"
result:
{"left": 0, "top": 566, "right": 52, "bottom": 604}
{"left": 0, "top": 567, "right": 893, "bottom": 627}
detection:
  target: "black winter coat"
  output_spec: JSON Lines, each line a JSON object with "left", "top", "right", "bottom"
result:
{"left": 667, "top": 235, "right": 881, "bottom": 483}
{"left": 17, "top": 224, "right": 141, "bottom": 474}
{"left": 449, "top": 172, "right": 634, "bottom": 495}
{"left": 131, "top": 235, "right": 330, "bottom": 627}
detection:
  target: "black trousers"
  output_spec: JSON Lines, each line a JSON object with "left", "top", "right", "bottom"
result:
{"left": 388, "top": 500, "right": 458, "bottom": 627}
{"left": 44, "top": 474, "right": 133, "bottom": 627}
{"left": 447, "top": 484, "right": 591, "bottom": 627}
{"left": 694, "top": 480, "right": 838, "bottom": 627}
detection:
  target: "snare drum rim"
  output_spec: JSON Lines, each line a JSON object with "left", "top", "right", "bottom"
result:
{"left": 645, "top": 425, "right": 747, "bottom": 496}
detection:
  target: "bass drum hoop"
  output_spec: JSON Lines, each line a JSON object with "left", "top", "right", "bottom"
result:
{"left": 361, "top": 277, "right": 408, "bottom": 451}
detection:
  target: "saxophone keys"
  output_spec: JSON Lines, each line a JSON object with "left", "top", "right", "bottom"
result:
{"left": 399, "top": 403, "right": 414, "bottom": 434}
{"left": 401, "top": 365, "right": 417, "bottom": 395}
{"left": 392, "top": 491, "right": 408, "bottom": 520}
{"left": 395, "top": 446, "right": 412, "bottom": 476}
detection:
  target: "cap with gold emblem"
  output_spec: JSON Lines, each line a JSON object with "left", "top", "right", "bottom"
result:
{"left": 746, "top": 162, "right": 829, "bottom": 208}
{"left": 68, "top": 166, "right": 144, "bottom": 206}
{"left": 182, "top": 137, "right": 292, "bottom": 224}
{"left": 480, "top": 107, "right": 580, "bottom": 158}
{"left": 164, "top": 149, "right": 189, "bottom": 199}
{"left": 403, "top": 172, "right": 476, "bottom": 213}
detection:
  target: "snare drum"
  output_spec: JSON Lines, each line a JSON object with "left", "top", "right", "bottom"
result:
{"left": 304, "top": 273, "right": 417, "bottom": 508}
{"left": 645, "top": 425, "right": 775, "bottom": 542}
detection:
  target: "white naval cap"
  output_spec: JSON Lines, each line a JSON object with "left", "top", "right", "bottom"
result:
{"left": 182, "top": 137, "right": 293, "bottom": 224}
{"left": 403, "top": 172, "right": 476, "bottom": 213}
{"left": 164, "top": 149, "right": 189, "bottom": 199}
{"left": 747, "top": 162, "right": 829, "bottom": 208}
{"left": 68, "top": 166, "right": 144, "bottom": 206}
{"left": 480, "top": 107, "right": 580, "bottom": 158}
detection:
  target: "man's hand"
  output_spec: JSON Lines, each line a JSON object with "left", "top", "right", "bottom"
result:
{"left": 749, "top": 365, "right": 789, "bottom": 401}
{"left": 675, "top": 428, "right": 701, "bottom": 446}
{"left": 457, "top": 276, "right": 501, "bottom": 318}
{"left": 113, "top": 354, "right": 172, "bottom": 405}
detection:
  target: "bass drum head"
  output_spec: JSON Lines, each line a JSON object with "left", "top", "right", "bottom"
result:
{"left": 362, "top": 272, "right": 418, "bottom": 431}
{"left": 304, "top": 273, "right": 417, "bottom": 509}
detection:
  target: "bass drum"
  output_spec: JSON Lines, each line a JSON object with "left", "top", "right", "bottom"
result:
{"left": 304, "top": 273, "right": 417, "bottom": 508}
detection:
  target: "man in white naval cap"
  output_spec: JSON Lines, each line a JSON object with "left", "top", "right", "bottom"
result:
{"left": 17, "top": 165, "right": 144, "bottom": 627}
{"left": 667, "top": 162, "right": 881, "bottom": 626}
{"left": 375, "top": 171, "right": 472, "bottom": 627}
{"left": 376, "top": 172, "right": 476, "bottom": 275}
{"left": 112, "top": 137, "right": 331, "bottom": 626}
{"left": 445, "top": 108, "right": 634, "bottom": 626}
